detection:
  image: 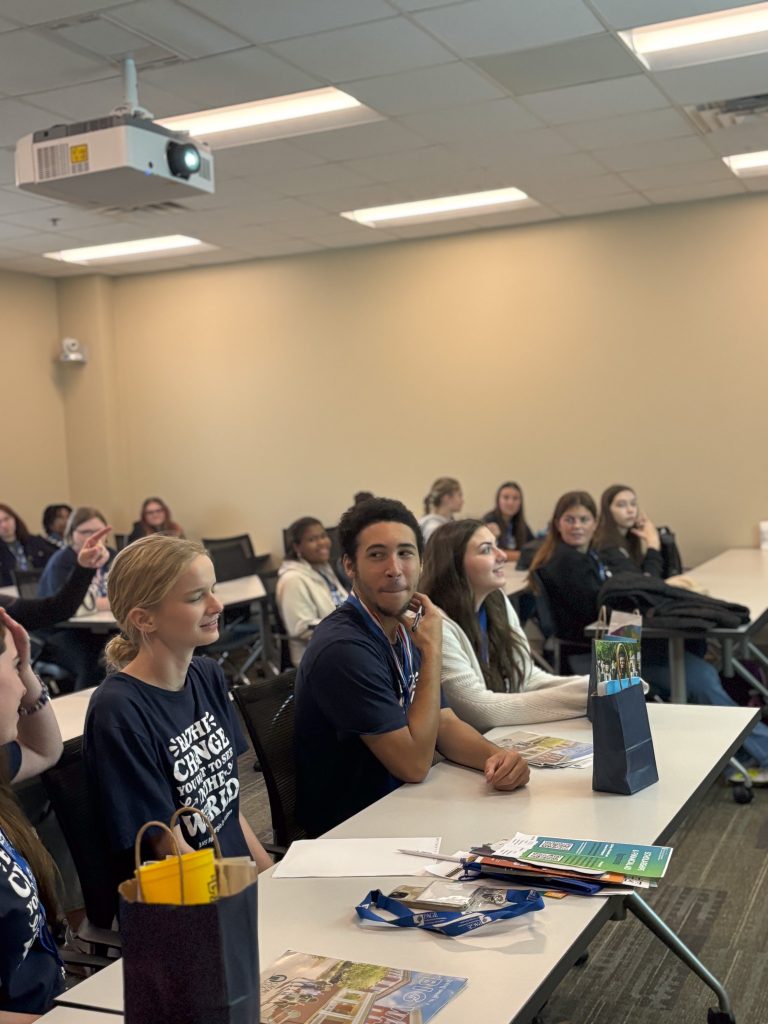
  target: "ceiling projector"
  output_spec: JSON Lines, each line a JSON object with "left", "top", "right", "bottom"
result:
{"left": 15, "top": 113, "right": 214, "bottom": 208}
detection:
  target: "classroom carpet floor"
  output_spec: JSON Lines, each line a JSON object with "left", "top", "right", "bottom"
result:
{"left": 238, "top": 741, "right": 768, "bottom": 1024}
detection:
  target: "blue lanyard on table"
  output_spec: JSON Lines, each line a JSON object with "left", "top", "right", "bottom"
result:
{"left": 347, "top": 591, "right": 416, "bottom": 708}
{"left": 355, "top": 887, "right": 544, "bottom": 937}
{"left": 458, "top": 860, "right": 604, "bottom": 896}
{"left": 0, "top": 828, "right": 63, "bottom": 966}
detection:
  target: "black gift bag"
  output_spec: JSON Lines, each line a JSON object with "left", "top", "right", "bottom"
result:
{"left": 118, "top": 811, "right": 260, "bottom": 1024}
{"left": 592, "top": 681, "right": 659, "bottom": 796}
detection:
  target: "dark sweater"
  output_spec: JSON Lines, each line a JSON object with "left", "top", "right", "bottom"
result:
{"left": 0, "top": 536, "right": 57, "bottom": 587}
{"left": 596, "top": 543, "right": 663, "bottom": 579}
{"left": 0, "top": 563, "right": 95, "bottom": 629}
{"left": 535, "top": 543, "right": 605, "bottom": 643}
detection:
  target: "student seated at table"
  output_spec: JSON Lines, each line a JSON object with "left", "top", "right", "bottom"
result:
{"left": 276, "top": 517, "right": 348, "bottom": 667}
{"left": 420, "top": 520, "right": 587, "bottom": 731}
{"left": 0, "top": 504, "right": 57, "bottom": 587}
{"left": 0, "top": 609, "right": 66, "bottom": 1020}
{"left": 592, "top": 484, "right": 667, "bottom": 578}
{"left": 127, "top": 496, "right": 185, "bottom": 544}
{"left": 482, "top": 482, "right": 534, "bottom": 563}
{"left": 84, "top": 536, "right": 272, "bottom": 883}
{"left": 41, "top": 504, "right": 72, "bottom": 550}
{"left": 294, "top": 497, "right": 529, "bottom": 838}
{"left": 418, "top": 477, "right": 464, "bottom": 543}
{"left": 530, "top": 491, "right": 768, "bottom": 774}
{"left": 36, "top": 507, "right": 116, "bottom": 691}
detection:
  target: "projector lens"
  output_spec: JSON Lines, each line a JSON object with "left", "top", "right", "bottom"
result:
{"left": 167, "top": 141, "right": 201, "bottom": 180}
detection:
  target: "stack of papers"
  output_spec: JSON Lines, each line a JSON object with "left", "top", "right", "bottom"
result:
{"left": 468, "top": 832, "right": 672, "bottom": 896}
{"left": 497, "top": 731, "right": 593, "bottom": 768}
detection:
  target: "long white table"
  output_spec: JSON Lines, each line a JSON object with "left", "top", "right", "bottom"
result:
{"left": 503, "top": 562, "right": 530, "bottom": 597}
{"left": 55, "top": 704, "right": 756, "bottom": 1022}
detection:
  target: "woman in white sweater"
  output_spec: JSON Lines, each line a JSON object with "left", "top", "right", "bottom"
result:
{"left": 420, "top": 519, "right": 587, "bottom": 731}
{"left": 276, "top": 517, "right": 348, "bottom": 666}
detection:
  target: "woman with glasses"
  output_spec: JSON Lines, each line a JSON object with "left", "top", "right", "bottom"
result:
{"left": 36, "top": 507, "right": 117, "bottom": 690}
{"left": 127, "top": 497, "right": 184, "bottom": 545}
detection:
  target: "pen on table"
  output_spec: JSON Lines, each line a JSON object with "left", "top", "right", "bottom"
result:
{"left": 397, "top": 849, "right": 466, "bottom": 863}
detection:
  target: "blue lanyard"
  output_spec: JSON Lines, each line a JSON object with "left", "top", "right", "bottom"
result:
{"left": 0, "top": 827, "right": 63, "bottom": 966}
{"left": 346, "top": 592, "right": 417, "bottom": 708}
{"left": 458, "top": 859, "right": 604, "bottom": 896}
{"left": 477, "top": 605, "right": 489, "bottom": 666}
{"left": 356, "top": 887, "right": 544, "bottom": 936}
{"left": 590, "top": 550, "right": 609, "bottom": 582}
{"left": 318, "top": 569, "right": 345, "bottom": 608}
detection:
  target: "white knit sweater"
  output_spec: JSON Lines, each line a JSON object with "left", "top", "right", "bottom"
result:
{"left": 440, "top": 596, "right": 588, "bottom": 730}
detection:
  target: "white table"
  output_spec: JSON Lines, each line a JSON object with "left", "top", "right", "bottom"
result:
{"left": 38, "top": 1008, "right": 120, "bottom": 1023}
{"left": 503, "top": 562, "right": 530, "bottom": 597}
{"left": 56, "top": 704, "right": 756, "bottom": 1023}
{"left": 51, "top": 687, "right": 97, "bottom": 743}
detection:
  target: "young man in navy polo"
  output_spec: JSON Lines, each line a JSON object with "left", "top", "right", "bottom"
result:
{"left": 295, "top": 497, "right": 529, "bottom": 837}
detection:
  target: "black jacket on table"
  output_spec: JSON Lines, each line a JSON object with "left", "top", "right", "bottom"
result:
{"left": 595, "top": 544, "right": 663, "bottom": 579}
{"left": 536, "top": 542, "right": 606, "bottom": 643}
{"left": 0, "top": 563, "right": 95, "bottom": 630}
{"left": 0, "top": 536, "right": 57, "bottom": 587}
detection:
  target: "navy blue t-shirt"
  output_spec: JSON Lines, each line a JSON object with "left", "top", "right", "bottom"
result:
{"left": 0, "top": 744, "right": 64, "bottom": 1014}
{"left": 84, "top": 657, "right": 249, "bottom": 871}
{"left": 295, "top": 601, "right": 445, "bottom": 837}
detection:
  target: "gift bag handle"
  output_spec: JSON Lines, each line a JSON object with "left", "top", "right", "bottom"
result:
{"left": 169, "top": 805, "right": 223, "bottom": 860}
{"left": 133, "top": 820, "right": 185, "bottom": 905}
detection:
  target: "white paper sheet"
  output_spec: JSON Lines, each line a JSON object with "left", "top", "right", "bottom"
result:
{"left": 272, "top": 837, "right": 442, "bottom": 878}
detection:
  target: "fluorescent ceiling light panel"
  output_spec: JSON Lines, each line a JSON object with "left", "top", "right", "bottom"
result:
{"left": 619, "top": 2, "right": 768, "bottom": 70}
{"left": 44, "top": 235, "right": 214, "bottom": 265}
{"left": 158, "top": 87, "right": 382, "bottom": 150}
{"left": 723, "top": 149, "right": 768, "bottom": 175}
{"left": 341, "top": 187, "right": 535, "bottom": 228}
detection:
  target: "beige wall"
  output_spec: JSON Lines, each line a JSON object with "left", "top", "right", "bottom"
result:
{"left": 0, "top": 270, "right": 70, "bottom": 533}
{"left": 13, "top": 191, "right": 768, "bottom": 564}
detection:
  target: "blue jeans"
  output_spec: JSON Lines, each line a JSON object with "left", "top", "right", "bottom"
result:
{"left": 643, "top": 639, "right": 768, "bottom": 767}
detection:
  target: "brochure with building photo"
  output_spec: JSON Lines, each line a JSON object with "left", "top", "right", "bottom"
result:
{"left": 260, "top": 949, "right": 467, "bottom": 1023}
{"left": 497, "top": 731, "right": 593, "bottom": 767}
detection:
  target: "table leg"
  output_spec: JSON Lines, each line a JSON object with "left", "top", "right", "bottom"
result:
{"left": 668, "top": 637, "right": 687, "bottom": 704}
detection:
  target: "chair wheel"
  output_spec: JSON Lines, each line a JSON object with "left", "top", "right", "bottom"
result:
{"left": 574, "top": 950, "right": 589, "bottom": 966}
{"left": 732, "top": 784, "right": 753, "bottom": 804}
{"left": 707, "top": 1009, "right": 735, "bottom": 1023}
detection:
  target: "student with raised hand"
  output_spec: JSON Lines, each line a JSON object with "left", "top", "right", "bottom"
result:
{"left": 0, "top": 505, "right": 57, "bottom": 588}
{"left": 84, "top": 535, "right": 272, "bottom": 885}
{"left": 0, "top": 609, "right": 65, "bottom": 1020}
{"left": 592, "top": 484, "right": 664, "bottom": 578}
{"left": 294, "top": 497, "right": 529, "bottom": 838}
{"left": 418, "top": 477, "right": 464, "bottom": 543}
{"left": 420, "top": 520, "right": 587, "bottom": 732}
{"left": 482, "top": 482, "right": 534, "bottom": 563}
{"left": 127, "top": 497, "right": 185, "bottom": 544}
{"left": 41, "top": 505, "right": 72, "bottom": 550}
{"left": 530, "top": 491, "right": 768, "bottom": 776}
{"left": 276, "top": 517, "right": 347, "bottom": 667}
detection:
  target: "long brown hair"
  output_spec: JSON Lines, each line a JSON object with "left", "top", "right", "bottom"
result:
{"left": 420, "top": 519, "right": 527, "bottom": 693}
{"left": 0, "top": 623, "right": 59, "bottom": 924}
{"left": 139, "top": 497, "right": 183, "bottom": 538}
{"left": 486, "top": 481, "right": 531, "bottom": 551}
{"left": 529, "top": 491, "right": 597, "bottom": 587}
{"left": 0, "top": 504, "right": 30, "bottom": 545}
{"left": 592, "top": 484, "right": 642, "bottom": 566}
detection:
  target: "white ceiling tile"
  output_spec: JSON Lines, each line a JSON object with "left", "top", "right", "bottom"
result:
{"left": 0, "top": 149, "right": 14, "bottom": 185}
{"left": 0, "top": 97, "right": 68, "bottom": 146}
{"left": 20, "top": 78, "right": 191, "bottom": 121}
{"left": 140, "top": 48, "right": 320, "bottom": 109}
{"left": 268, "top": 18, "right": 453, "bottom": 81}
{"left": 743, "top": 177, "right": 768, "bottom": 191}
{"left": 461, "top": 206, "right": 559, "bottom": 228}
{"left": 0, "top": 0, "right": 128, "bottom": 24}
{"left": 296, "top": 180, "right": 444, "bottom": 214}
{"left": 0, "top": 254, "right": 86, "bottom": 275}
{"left": 289, "top": 120, "right": 428, "bottom": 161}
{"left": 105, "top": 1, "right": 249, "bottom": 58}
{"left": 288, "top": 214, "right": 399, "bottom": 246}
{"left": 550, "top": 193, "right": 650, "bottom": 216}
{"left": 559, "top": 107, "right": 695, "bottom": 149}
{"left": 594, "top": 135, "right": 715, "bottom": 172}
{"left": 411, "top": 0, "right": 604, "bottom": 57}
{"left": 0, "top": 202, "right": 112, "bottom": 232}
{"left": 0, "top": 29, "right": 111, "bottom": 94}
{"left": 343, "top": 144, "right": 477, "bottom": 183}
{"left": 179, "top": 0, "right": 393, "bottom": 44}
{"left": 525, "top": 173, "right": 636, "bottom": 203}
{"left": 655, "top": 53, "right": 768, "bottom": 106}
{"left": 7, "top": 230, "right": 84, "bottom": 253}
{"left": 253, "top": 162, "right": 377, "bottom": 197}
{"left": 443, "top": 126, "right": 578, "bottom": 163}
{"left": 389, "top": 0, "right": 469, "bottom": 9}
{"left": 621, "top": 159, "right": 733, "bottom": 189}
{"left": 0, "top": 16, "right": 22, "bottom": 32}
{"left": 704, "top": 121, "right": 768, "bottom": 157}
{"left": 346, "top": 62, "right": 506, "bottom": 116}
{"left": 0, "top": 220, "right": 43, "bottom": 241}
{"left": 588, "top": 0, "right": 758, "bottom": 30}
{"left": 212, "top": 142, "right": 327, "bottom": 181}
{"left": 520, "top": 75, "right": 668, "bottom": 124}
{"left": 0, "top": 187, "right": 59, "bottom": 215}
{"left": 398, "top": 98, "right": 543, "bottom": 144}
{"left": 642, "top": 179, "right": 746, "bottom": 204}
{"left": 508, "top": 151, "right": 614, "bottom": 183}
{"left": 50, "top": 18, "right": 161, "bottom": 59}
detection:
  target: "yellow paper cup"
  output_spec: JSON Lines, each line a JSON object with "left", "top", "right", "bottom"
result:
{"left": 137, "top": 847, "right": 218, "bottom": 905}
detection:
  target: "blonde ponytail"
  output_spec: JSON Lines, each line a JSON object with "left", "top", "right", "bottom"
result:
{"left": 104, "top": 633, "right": 140, "bottom": 672}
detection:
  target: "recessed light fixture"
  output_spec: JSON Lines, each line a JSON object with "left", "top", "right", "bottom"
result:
{"left": 619, "top": 2, "right": 768, "bottom": 70}
{"left": 341, "top": 187, "right": 535, "bottom": 228}
{"left": 723, "top": 149, "right": 768, "bottom": 176}
{"left": 43, "top": 235, "right": 214, "bottom": 265}
{"left": 158, "top": 87, "right": 382, "bottom": 150}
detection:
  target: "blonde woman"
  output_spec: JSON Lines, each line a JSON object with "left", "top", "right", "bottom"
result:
{"left": 418, "top": 477, "right": 464, "bottom": 542}
{"left": 83, "top": 536, "right": 272, "bottom": 881}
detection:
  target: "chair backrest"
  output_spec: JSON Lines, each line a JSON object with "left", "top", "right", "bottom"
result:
{"left": 42, "top": 736, "right": 118, "bottom": 929}
{"left": 113, "top": 532, "right": 129, "bottom": 551}
{"left": 12, "top": 568, "right": 42, "bottom": 599}
{"left": 530, "top": 570, "right": 554, "bottom": 638}
{"left": 233, "top": 670, "right": 304, "bottom": 849}
{"left": 202, "top": 534, "right": 256, "bottom": 582}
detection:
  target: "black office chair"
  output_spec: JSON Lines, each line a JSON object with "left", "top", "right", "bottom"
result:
{"left": 259, "top": 569, "right": 296, "bottom": 674}
{"left": 202, "top": 534, "right": 264, "bottom": 582}
{"left": 233, "top": 670, "right": 305, "bottom": 854}
{"left": 530, "top": 570, "right": 591, "bottom": 674}
{"left": 11, "top": 568, "right": 42, "bottom": 599}
{"left": 113, "top": 532, "right": 129, "bottom": 551}
{"left": 42, "top": 737, "right": 122, "bottom": 951}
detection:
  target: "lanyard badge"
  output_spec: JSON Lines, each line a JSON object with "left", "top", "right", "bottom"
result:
{"left": 346, "top": 592, "right": 417, "bottom": 707}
